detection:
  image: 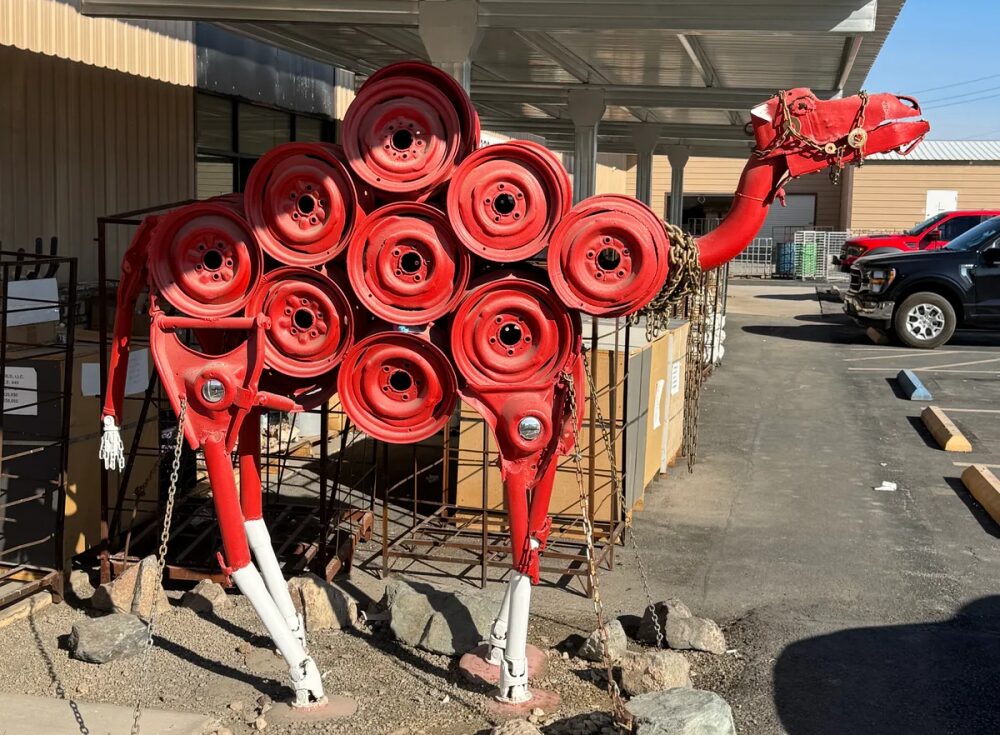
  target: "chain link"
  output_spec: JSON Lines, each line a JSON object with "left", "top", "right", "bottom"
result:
{"left": 630, "top": 221, "right": 702, "bottom": 341}
{"left": 579, "top": 352, "right": 665, "bottom": 650}
{"left": 561, "top": 368, "right": 631, "bottom": 731}
{"left": 131, "top": 399, "right": 187, "bottom": 735}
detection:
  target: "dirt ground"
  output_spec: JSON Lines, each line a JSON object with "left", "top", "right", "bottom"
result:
{"left": 0, "top": 571, "right": 740, "bottom": 735}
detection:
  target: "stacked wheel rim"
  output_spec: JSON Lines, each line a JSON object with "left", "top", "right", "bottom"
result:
{"left": 244, "top": 142, "right": 361, "bottom": 266}
{"left": 547, "top": 194, "right": 671, "bottom": 317}
{"left": 247, "top": 267, "right": 354, "bottom": 378}
{"left": 447, "top": 141, "right": 571, "bottom": 262}
{"left": 343, "top": 62, "right": 479, "bottom": 200}
{"left": 451, "top": 272, "right": 579, "bottom": 387}
{"left": 337, "top": 330, "right": 458, "bottom": 443}
{"left": 347, "top": 202, "right": 471, "bottom": 325}
{"left": 149, "top": 201, "right": 262, "bottom": 318}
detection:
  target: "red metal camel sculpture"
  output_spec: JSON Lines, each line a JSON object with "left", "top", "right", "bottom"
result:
{"left": 99, "top": 62, "right": 927, "bottom": 711}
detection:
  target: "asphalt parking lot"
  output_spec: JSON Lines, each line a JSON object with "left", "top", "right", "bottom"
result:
{"left": 615, "top": 281, "right": 1000, "bottom": 734}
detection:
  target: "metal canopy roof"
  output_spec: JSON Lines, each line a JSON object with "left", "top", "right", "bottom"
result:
{"left": 81, "top": 0, "right": 905, "bottom": 157}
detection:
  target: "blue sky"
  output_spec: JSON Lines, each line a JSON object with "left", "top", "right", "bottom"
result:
{"left": 865, "top": 0, "right": 1000, "bottom": 140}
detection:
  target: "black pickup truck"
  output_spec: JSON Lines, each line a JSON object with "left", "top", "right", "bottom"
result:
{"left": 843, "top": 216, "right": 1000, "bottom": 348}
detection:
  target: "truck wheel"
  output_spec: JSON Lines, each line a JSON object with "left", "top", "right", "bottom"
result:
{"left": 893, "top": 292, "right": 956, "bottom": 349}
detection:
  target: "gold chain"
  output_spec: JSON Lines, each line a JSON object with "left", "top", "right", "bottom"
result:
{"left": 631, "top": 221, "right": 702, "bottom": 341}
{"left": 561, "top": 368, "right": 631, "bottom": 731}
{"left": 579, "top": 352, "right": 665, "bottom": 649}
{"left": 131, "top": 399, "right": 187, "bottom": 735}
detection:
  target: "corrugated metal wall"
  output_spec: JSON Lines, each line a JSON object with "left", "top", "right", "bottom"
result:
{"left": 0, "top": 0, "right": 195, "bottom": 87}
{"left": 849, "top": 162, "right": 1000, "bottom": 231}
{"left": 624, "top": 155, "right": 843, "bottom": 228}
{"left": 0, "top": 45, "right": 195, "bottom": 284}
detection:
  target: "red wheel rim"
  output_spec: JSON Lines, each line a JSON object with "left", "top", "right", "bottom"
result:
{"left": 447, "top": 141, "right": 571, "bottom": 262}
{"left": 343, "top": 62, "right": 477, "bottom": 198}
{"left": 244, "top": 142, "right": 360, "bottom": 266}
{"left": 548, "top": 195, "right": 670, "bottom": 317}
{"left": 149, "top": 201, "right": 262, "bottom": 318}
{"left": 247, "top": 267, "right": 354, "bottom": 378}
{"left": 451, "top": 272, "right": 579, "bottom": 387}
{"left": 323, "top": 142, "right": 377, "bottom": 213}
{"left": 347, "top": 202, "right": 471, "bottom": 325}
{"left": 337, "top": 330, "right": 457, "bottom": 443}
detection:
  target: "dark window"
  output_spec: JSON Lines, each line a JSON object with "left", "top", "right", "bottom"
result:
{"left": 295, "top": 116, "right": 325, "bottom": 143}
{"left": 238, "top": 104, "right": 292, "bottom": 155}
{"left": 196, "top": 94, "right": 233, "bottom": 151}
{"left": 940, "top": 215, "right": 982, "bottom": 241}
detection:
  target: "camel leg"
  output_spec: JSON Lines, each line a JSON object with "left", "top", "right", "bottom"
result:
{"left": 486, "top": 580, "right": 514, "bottom": 666}
{"left": 497, "top": 561, "right": 535, "bottom": 703}
{"left": 205, "top": 439, "right": 323, "bottom": 705}
{"left": 238, "top": 411, "right": 306, "bottom": 647}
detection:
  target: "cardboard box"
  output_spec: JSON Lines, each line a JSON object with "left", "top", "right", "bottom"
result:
{"left": 661, "top": 321, "right": 690, "bottom": 470}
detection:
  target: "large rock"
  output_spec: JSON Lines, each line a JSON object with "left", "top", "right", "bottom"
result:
{"left": 91, "top": 556, "right": 169, "bottom": 622}
{"left": 578, "top": 619, "right": 628, "bottom": 662}
{"left": 287, "top": 573, "right": 357, "bottom": 631}
{"left": 66, "top": 570, "right": 95, "bottom": 605}
{"left": 619, "top": 650, "right": 692, "bottom": 696}
{"left": 490, "top": 721, "right": 542, "bottom": 735}
{"left": 637, "top": 598, "right": 692, "bottom": 645}
{"left": 626, "top": 688, "right": 736, "bottom": 735}
{"left": 182, "top": 579, "right": 230, "bottom": 615}
{"left": 68, "top": 613, "right": 148, "bottom": 664}
{"left": 384, "top": 579, "right": 498, "bottom": 656}
{"left": 665, "top": 616, "right": 727, "bottom": 655}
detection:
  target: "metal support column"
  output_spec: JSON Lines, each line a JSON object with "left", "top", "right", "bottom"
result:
{"left": 630, "top": 123, "right": 661, "bottom": 207}
{"left": 666, "top": 145, "right": 690, "bottom": 226}
{"left": 567, "top": 88, "right": 606, "bottom": 203}
{"left": 418, "top": 0, "right": 482, "bottom": 93}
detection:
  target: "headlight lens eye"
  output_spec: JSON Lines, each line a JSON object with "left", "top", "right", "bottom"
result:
{"left": 868, "top": 268, "right": 895, "bottom": 293}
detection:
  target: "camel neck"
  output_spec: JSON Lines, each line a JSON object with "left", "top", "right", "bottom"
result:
{"left": 695, "top": 156, "right": 788, "bottom": 271}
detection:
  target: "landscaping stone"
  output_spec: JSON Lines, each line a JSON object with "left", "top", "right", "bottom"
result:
{"left": 619, "top": 650, "right": 692, "bottom": 696}
{"left": 66, "top": 570, "right": 95, "bottom": 604}
{"left": 637, "top": 598, "right": 692, "bottom": 645}
{"left": 181, "top": 579, "right": 230, "bottom": 614}
{"left": 384, "top": 579, "right": 498, "bottom": 656}
{"left": 287, "top": 573, "right": 357, "bottom": 631}
{"left": 664, "top": 616, "right": 727, "bottom": 655}
{"left": 490, "top": 720, "right": 542, "bottom": 735}
{"left": 626, "top": 688, "right": 736, "bottom": 735}
{"left": 90, "top": 556, "right": 169, "bottom": 621}
{"left": 577, "top": 619, "right": 628, "bottom": 662}
{"left": 68, "top": 612, "right": 148, "bottom": 664}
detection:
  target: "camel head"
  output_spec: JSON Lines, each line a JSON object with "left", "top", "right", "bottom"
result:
{"left": 750, "top": 88, "right": 929, "bottom": 178}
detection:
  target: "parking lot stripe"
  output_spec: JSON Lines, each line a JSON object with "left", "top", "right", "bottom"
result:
{"left": 940, "top": 408, "right": 1000, "bottom": 414}
{"left": 844, "top": 350, "right": 963, "bottom": 362}
{"left": 953, "top": 462, "right": 1000, "bottom": 469}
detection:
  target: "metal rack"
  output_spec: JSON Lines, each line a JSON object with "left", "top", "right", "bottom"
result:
{"left": 0, "top": 250, "right": 78, "bottom": 609}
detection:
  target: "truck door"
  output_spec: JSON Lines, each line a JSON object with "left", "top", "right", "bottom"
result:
{"left": 973, "top": 243, "right": 1000, "bottom": 323}
{"left": 931, "top": 215, "right": 983, "bottom": 250}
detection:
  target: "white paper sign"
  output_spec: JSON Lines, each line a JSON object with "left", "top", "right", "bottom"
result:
{"left": 4, "top": 367, "right": 38, "bottom": 415}
{"left": 670, "top": 362, "right": 681, "bottom": 396}
{"left": 6, "top": 277, "right": 59, "bottom": 326}
{"left": 81, "top": 348, "right": 149, "bottom": 397}
{"left": 925, "top": 190, "right": 958, "bottom": 217}
{"left": 652, "top": 379, "right": 665, "bottom": 429}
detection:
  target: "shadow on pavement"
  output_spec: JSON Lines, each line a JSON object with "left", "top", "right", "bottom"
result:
{"left": 741, "top": 323, "right": 861, "bottom": 345}
{"left": 774, "top": 596, "right": 1000, "bottom": 735}
{"left": 944, "top": 476, "right": 1000, "bottom": 540}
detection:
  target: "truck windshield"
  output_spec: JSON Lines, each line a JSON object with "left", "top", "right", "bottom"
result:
{"left": 903, "top": 212, "right": 949, "bottom": 236}
{"left": 943, "top": 217, "right": 1000, "bottom": 252}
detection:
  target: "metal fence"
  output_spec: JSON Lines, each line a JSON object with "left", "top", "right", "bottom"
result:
{"left": 727, "top": 230, "right": 854, "bottom": 282}
{"left": 727, "top": 237, "right": 774, "bottom": 278}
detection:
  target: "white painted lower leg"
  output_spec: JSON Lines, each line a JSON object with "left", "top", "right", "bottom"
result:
{"left": 487, "top": 580, "right": 514, "bottom": 666}
{"left": 497, "top": 571, "right": 532, "bottom": 703}
{"left": 245, "top": 519, "right": 306, "bottom": 647}
{"left": 231, "top": 564, "right": 324, "bottom": 706}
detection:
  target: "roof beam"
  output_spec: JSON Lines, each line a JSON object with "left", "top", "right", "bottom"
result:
{"left": 82, "top": 0, "right": 878, "bottom": 33}
{"left": 834, "top": 35, "right": 865, "bottom": 94}
{"left": 470, "top": 82, "right": 808, "bottom": 111}
{"left": 217, "top": 22, "right": 380, "bottom": 73}
{"left": 480, "top": 118, "right": 753, "bottom": 142}
{"left": 676, "top": 34, "right": 744, "bottom": 127}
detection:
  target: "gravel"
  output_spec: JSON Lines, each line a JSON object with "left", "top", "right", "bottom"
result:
{"left": 0, "top": 576, "right": 742, "bottom": 735}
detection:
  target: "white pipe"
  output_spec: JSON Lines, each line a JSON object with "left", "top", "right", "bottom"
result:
{"left": 231, "top": 564, "right": 324, "bottom": 706}
{"left": 498, "top": 570, "right": 532, "bottom": 702}
{"left": 245, "top": 519, "right": 306, "bottom": 647}
{"left": 487, "top": 580, "right": 514, "bottom": 666}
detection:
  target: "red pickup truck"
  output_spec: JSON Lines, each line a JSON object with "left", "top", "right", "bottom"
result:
{"left": 836, "top": 209, "right": 1000, "bottom": 271}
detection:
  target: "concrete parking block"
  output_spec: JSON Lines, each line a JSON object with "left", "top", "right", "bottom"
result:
{"left": 962, "top": 465, "right": 1000, "bottom": 525}
{"left": 921, "top": 406, "right": 972, "bottom": 452}
{"left": 897, "top": 369, "right": 933, "bottom": 401}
